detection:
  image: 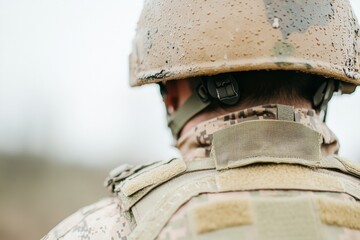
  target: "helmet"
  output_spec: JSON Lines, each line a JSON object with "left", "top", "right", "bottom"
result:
{"left": 129, "top": 0, "right": 360, "bottom": 88}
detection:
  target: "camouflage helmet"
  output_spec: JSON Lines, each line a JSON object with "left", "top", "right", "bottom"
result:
{"left": 129, "top": 0, "right": 360, "bottom": 87}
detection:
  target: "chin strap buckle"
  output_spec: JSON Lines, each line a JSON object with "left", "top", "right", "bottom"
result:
{"left": 205, "top": 74, "right": 240, "bottom": 105}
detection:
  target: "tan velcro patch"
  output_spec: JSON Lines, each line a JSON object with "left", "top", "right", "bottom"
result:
{"left": 121, "top": 158, "right": 187, "bottom": 197}
{"left": 317, "top": 197, "right": 360, "bottom": 230}
{"left": 192, "top": 200, "right": 252, "bottom": 234}
{"left": 217, "top": 164, "right": 343, "bottom": 193}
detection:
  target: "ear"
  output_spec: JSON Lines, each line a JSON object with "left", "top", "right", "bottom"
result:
{"left": 164, "top": 79, "right": 193, "bottom": 114}
{"left": 164, "top": 81, "right": 180, "bottom": 114}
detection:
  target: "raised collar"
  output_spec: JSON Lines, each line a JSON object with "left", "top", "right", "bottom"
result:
{"left": 176, "top": 104, "right": 339, "bottom": 162}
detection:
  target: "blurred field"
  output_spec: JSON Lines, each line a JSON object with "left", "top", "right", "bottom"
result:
{"left": 0, "top": 154, "right": 111, "bottom": 240}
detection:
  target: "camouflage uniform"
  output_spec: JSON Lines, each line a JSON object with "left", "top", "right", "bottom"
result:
{"left": 42, "top": 104, "right": 360, "bottom": 240}
{"left": 43, "top": 0, "right": 360, "bottom": 238}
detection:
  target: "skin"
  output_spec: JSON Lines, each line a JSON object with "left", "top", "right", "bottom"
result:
{"left": 165, "top": 78, "right": 313, "bottom": 137}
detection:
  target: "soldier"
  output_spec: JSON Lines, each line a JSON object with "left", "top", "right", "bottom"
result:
{"left": 43, "top": 0, "right": 360, "bottom": 239}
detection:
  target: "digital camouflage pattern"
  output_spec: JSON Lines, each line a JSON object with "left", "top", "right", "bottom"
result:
{"left": 42, "top": 105, "right": 360, "bottom": 240}
{"left": 177, "top": 104, "right": 339, "bottom": 161}
{"left": 41, "top": 198, "right": 134, "bottom": 240}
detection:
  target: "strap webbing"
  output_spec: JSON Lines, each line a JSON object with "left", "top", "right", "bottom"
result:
{"left": 277, "top": 104, "right": 295, "bottom": 121}
{"left": 167, "top": 93, "right": 210, "bottom": 137}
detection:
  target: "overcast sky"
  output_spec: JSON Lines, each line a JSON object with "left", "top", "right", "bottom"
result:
{"left": 0, "top": 0, "right": 359, "bottom": 166}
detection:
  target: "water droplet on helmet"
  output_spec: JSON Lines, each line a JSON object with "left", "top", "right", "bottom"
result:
{"left": 272, "top": 18, "right": 280, "bottom": 29}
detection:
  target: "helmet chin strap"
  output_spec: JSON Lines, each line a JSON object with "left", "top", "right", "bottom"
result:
{"left": 312, "top": 80, "right": 338, "bottom": 122}
{"left": 164, "top": 74, "right": 352, "bottom": 138}
{"left": 167, "top": 88, "right": 210, "bottom": 138}
{"left": 165, "top": 74, "right": 241, "bottom": 138}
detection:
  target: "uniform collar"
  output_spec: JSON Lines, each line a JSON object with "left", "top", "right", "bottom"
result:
{"left": 176, "top": 104, "right": 339, "bottom": 162}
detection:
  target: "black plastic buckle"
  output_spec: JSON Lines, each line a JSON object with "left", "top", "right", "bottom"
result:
{"left": 206, "top": 74, "right": 240, "bottom": 105}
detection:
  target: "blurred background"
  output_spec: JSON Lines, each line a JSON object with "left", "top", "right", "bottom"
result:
{"left": 0, "top": 1, "right": 359, "bottom": 239}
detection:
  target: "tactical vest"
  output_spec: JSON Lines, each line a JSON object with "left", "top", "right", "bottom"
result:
{"left": 106, "top": 120, "right": 360, "bottom": 240}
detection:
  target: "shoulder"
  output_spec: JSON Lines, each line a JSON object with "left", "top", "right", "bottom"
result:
{"left": 42, "top": 197, "right": 132, "bottom": 240}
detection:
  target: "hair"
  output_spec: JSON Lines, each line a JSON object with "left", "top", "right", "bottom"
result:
{"left": 205, "top": 70, "right": 326, "bottom": 112}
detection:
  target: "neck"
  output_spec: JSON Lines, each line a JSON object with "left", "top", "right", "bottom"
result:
{"left": 181, "top": 101, "right": 313, "bottom": 137}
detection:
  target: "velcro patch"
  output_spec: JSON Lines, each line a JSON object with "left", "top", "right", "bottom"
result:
{"left": 121, "top": 158, "right": 187, "bottom": 197}
{"left": 193, "top": 199, "right": 252, "bottom": 234}
{"left": 317, "top": 197, "right": 360, "bottom": 230}
{"left": 217, "top": 164, "right": 343, "bottom": 193}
